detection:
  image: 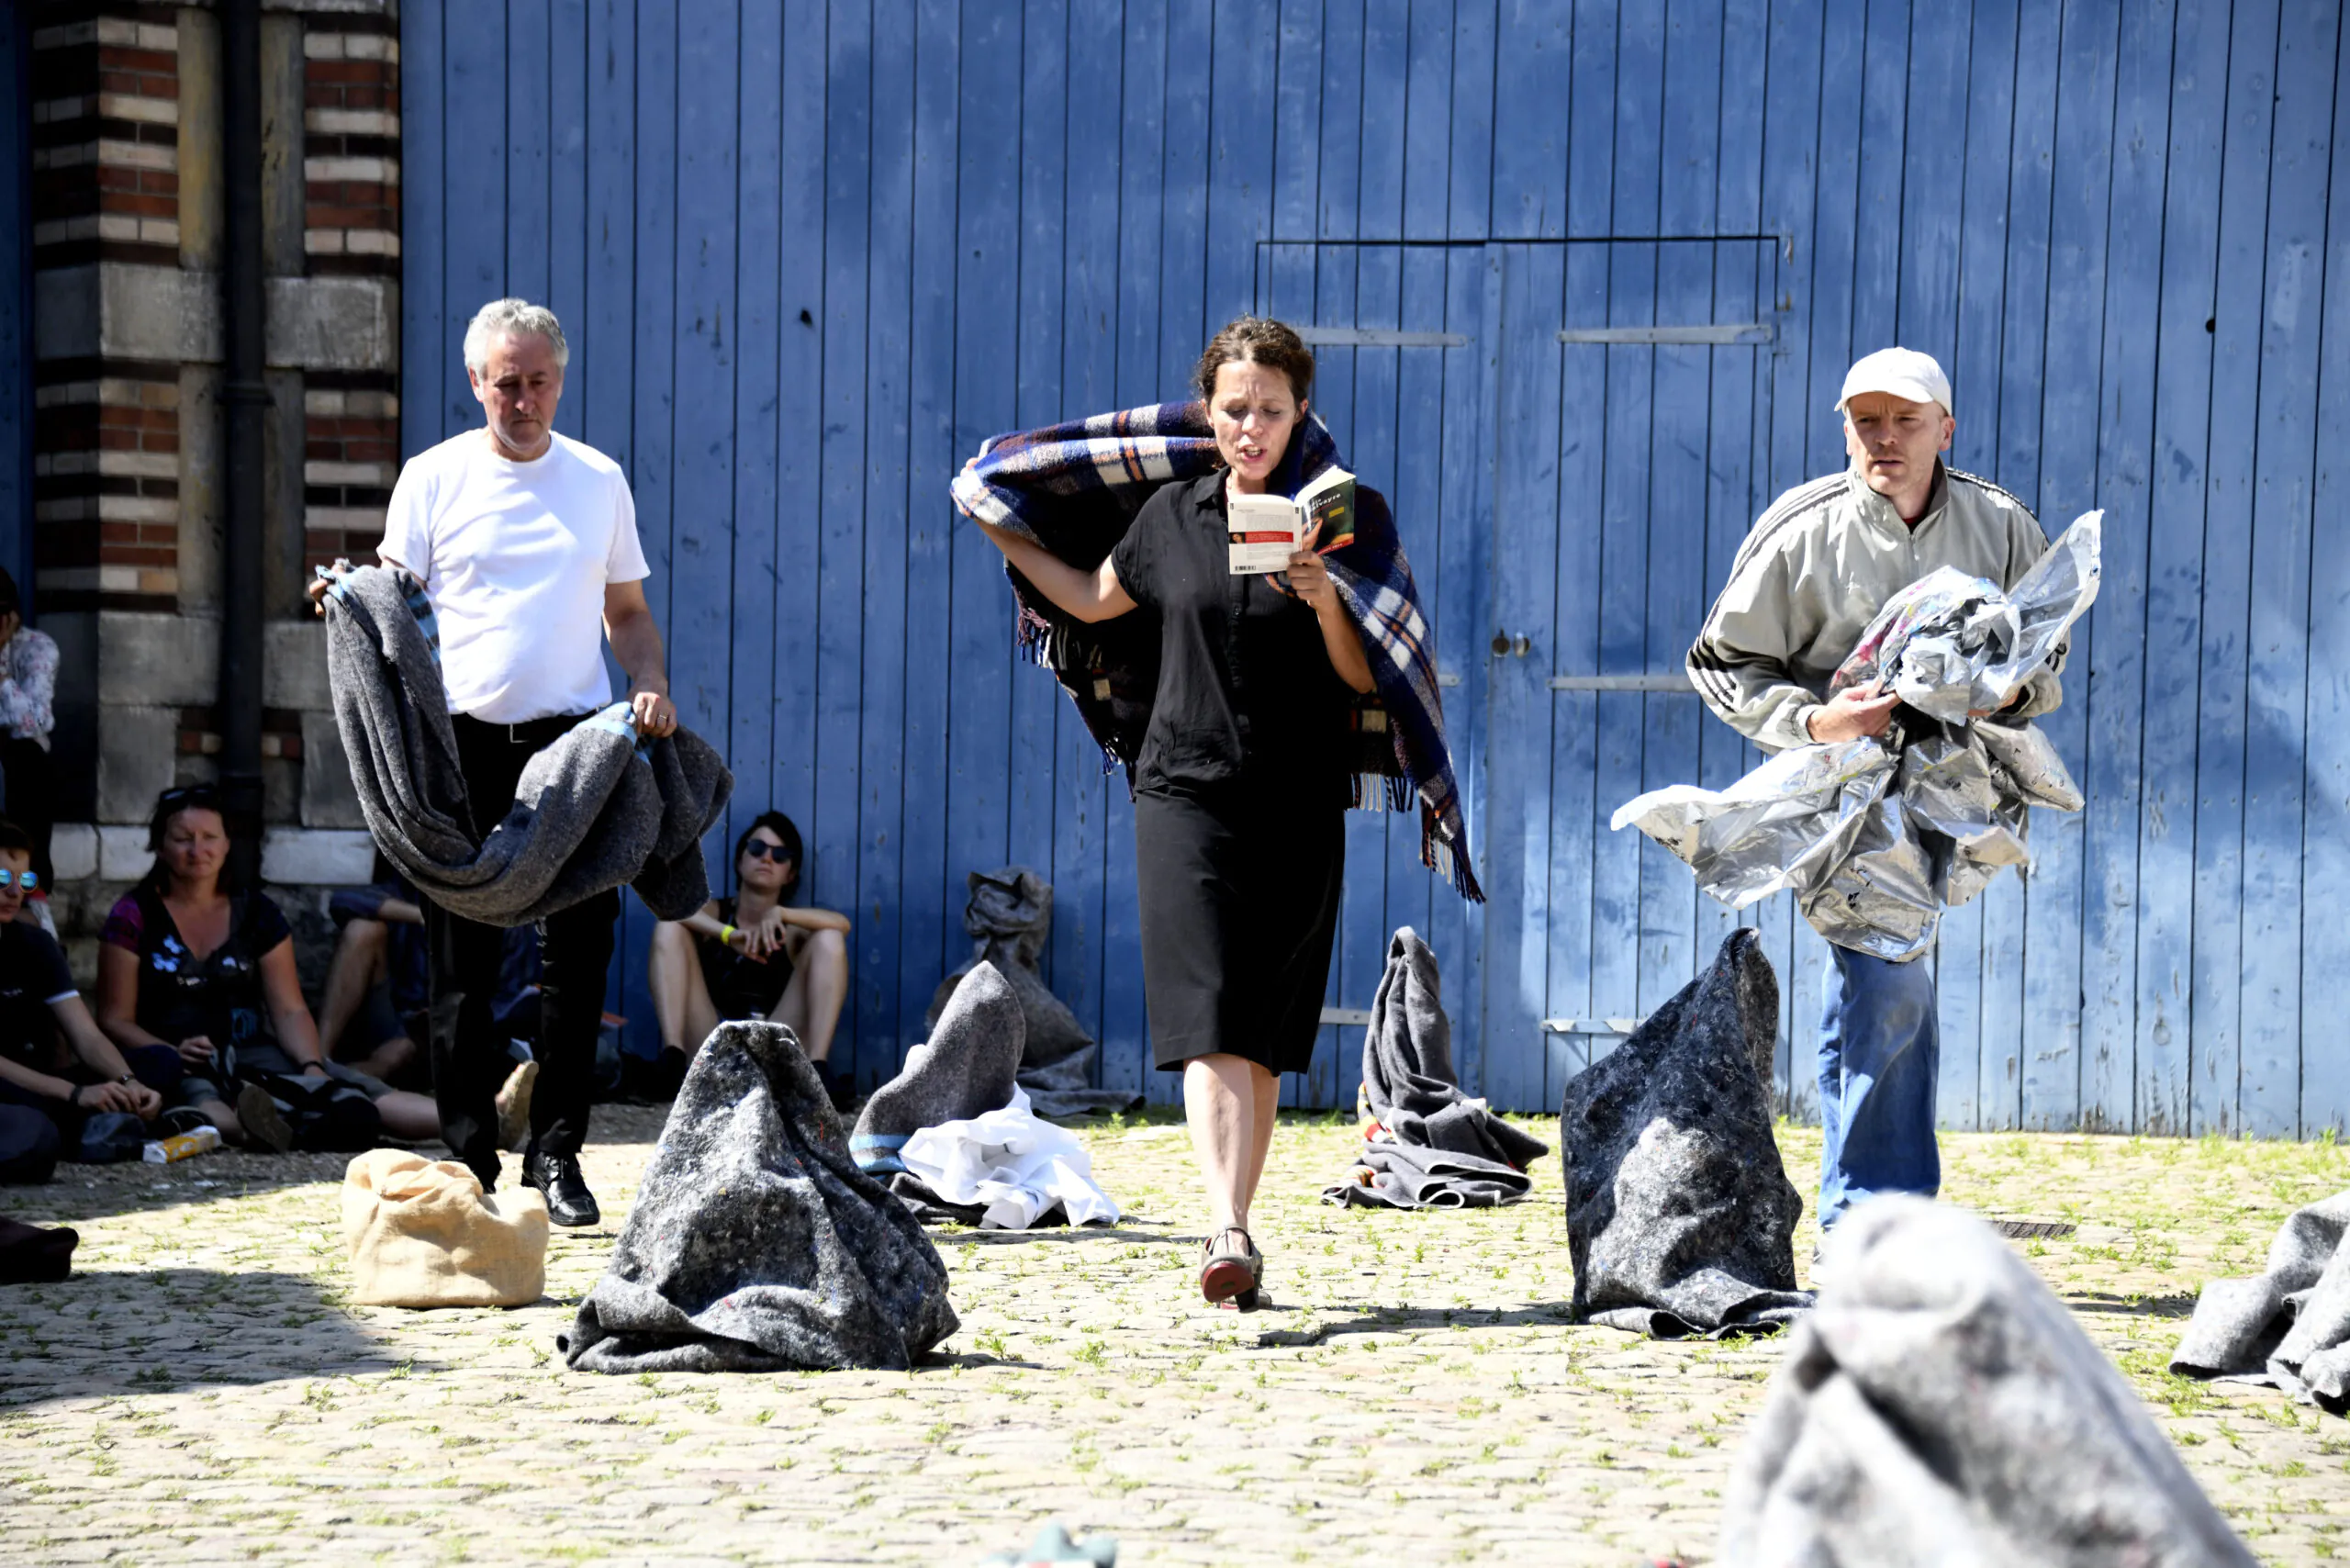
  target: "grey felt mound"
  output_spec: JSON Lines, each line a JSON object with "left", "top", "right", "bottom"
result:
{"left": 2172, "top": 1188, "right": 2350, "bottom": 1409}
{"left": 927, "top": 868, "right": 1139, "bottom": 1117}
{"left": 324, "top": 563, "right": 732, "bottom": 925}
{"left": 1720, "top": 1196, "right": 2255, "bottom": 1568}
{"left": 561, "top": 1022, "right": 957, "bottom": 1372}
{"left": 1560, "top": 928, "right": 1812, "bottom": 1337}
{"left": 1324, "top": 928, "right": 1548, "bottom": 1210}
{"left": 856, "top": 960, "right": 1024, "bottom": 1177}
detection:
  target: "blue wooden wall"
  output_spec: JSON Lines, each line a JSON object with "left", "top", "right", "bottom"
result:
{"left": 401, "top": 0, "right": 2350, "bottom": 1136}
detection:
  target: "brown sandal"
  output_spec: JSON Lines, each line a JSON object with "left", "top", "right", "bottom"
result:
{"left": 1199, "top": 1226, "right": 1257, "bottom": 1304}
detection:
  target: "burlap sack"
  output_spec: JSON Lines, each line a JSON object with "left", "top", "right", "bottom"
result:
{"left": 341, "top": 1148, "right": 549, "bottom": 1307}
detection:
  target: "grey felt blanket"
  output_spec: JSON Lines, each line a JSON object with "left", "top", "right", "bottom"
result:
{"left": 1720, "top": 1196, "right": 2255, "bottom": 1567}
{"left": 2172, "top": 1188, "right": 2350, "bottom": 1409}
{"left": 1561, "top": 929, "right": 1812, "bottom": 1337}
{"left": 562, "top": 1021, "right": 957, "bottom": 1372}
{"left": 1323, "top": 928, "right": 1548, "bottom": 1210}
{"left": 927, "top": 868, "right": 1138, "bottom": 1117}
{"left": 323, "top": 564, "right": 732, "bottom": 925}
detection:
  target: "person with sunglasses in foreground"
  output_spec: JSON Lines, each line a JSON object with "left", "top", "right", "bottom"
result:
{"left": 0, "top": 817, "right": 168, "bottom": 1180}
{"left": 645, "top": 811, "right": 852, "bottom": 1105}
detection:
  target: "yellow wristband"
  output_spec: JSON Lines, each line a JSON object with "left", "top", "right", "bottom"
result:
{"left": 720, "top": 924, "right": 737, "bottom": 946}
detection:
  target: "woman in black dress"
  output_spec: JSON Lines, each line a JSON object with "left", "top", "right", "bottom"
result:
{"left": 971, "top": 318, "right": 1374, "bottom": 1305}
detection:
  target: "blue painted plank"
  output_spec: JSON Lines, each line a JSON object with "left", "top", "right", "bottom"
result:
{"left": 1262, "top": 0, "right": 1323, "bottom": 322}
{"left": 2239, "top": 1, "right": 2335, "bottom": 1137}
{"left": 1942, "top": 0, "right": 2023, "bottom": 1127}
{"left": 894, "top": 0, "right": 961, "bottom": 1086}
{"left": 1158, "top": 0, "right": 1213, "bottom": 395}
{"left": 442, "top": 0, "right": 507, "bottom": 436}
{"left": 1102, "top": 0, "right": 1167, "bottom": 1100}
{"left": 854, "top": 0, "right": 916, "bottom": 1075}
{"left": 0, "top": 1, "right": 23, "bottom": 598}
{"left": 771, "top": 0, "right": 829, "bottom": 843}
{"left": 1491, "top": 0, "right": 1572, "bottom": 238}
{"left": 1848, "top": 0, "right": 1908, "bottom": 355}
{"left": 1205, "top": 0, "right": 1276, "bottom": 325}
{"left": 1894, "top": 0, "right": 1967, "bottom": 358}
{"left": 612, "top": 0, "right": 679, "bottom": 1053}
{"left": 2017, "top": 0, "right": 2113, "bottom": 1135}
{"left": 1984, "top": 0, "right": 2062, "bottom": 1129}
{"left": 398, "top": 0, "right": 446, "bottom": 460}
{"left": 579, "top": 0, "right": 636, "bottom": 470}
{"left": 1009, "top": 0, "right": 1069, "bottom": 883}
{"left": 1485, "top": 243, "right": 1560, "bottom": 1114}
{"left": 2136, "top": 0, "right": 2228, "bottom": 1136}
{"left": 503, "top": 0, "right": 552, "bottom": 307}
{"left": 1447, "top": 0, "right": 1496, "bottom": 241}
{"left": 1807, "top": 0, "right": 1863, "bottom": 471}
{"left": 2300, "top": 16, "right": 2350, "bottom": 1138}
{"left": 667, "top": 0, "right": 740, "bottom": 745}
{"left": 1402, "top": 0, "right": 1451, "bottom": 243}
{"left": 1049, "top": 6, "right": 1126, "bottom": 1074}
{"left": 2077, "top": 0, "right": 2174, "bottom": 1131}
{"left": 543, "top": 0, "right": 589, "bottom": 446}
{"left": 2192, "top": 0, "right": 2282, "bottom": 1133}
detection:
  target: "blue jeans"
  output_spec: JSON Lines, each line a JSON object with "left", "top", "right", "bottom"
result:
{"left": 1817, "top": 945, "right": 1941, "bottom": 1228}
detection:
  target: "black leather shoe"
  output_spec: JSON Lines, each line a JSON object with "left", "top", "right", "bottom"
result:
{"left": 522, "top": 1149, "right": 601, "bottom": 1227}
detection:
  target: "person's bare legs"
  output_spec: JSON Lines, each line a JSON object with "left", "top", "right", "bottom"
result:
{"left": 348, "top": 1032, "right": 417, "bottom": 1085}
{"left": 1183, "top": 1053, "right": 1278, "bottom": 1236}
{"left": 770, "top": 928, "right": 848, "bottom": 1063}
{"left": 373, "top": 1089, "right": 442, "bottom": 1141}
{"left": 318, "top": 918, "right": 387, "bottom": 1058}
{"left": 648, "top": 921, "right": 720, "bottom": 1057}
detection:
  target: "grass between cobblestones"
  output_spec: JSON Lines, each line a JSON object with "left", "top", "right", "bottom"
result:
{"left": 0, "top": 1109, "right": 2344, "bottom": 1564}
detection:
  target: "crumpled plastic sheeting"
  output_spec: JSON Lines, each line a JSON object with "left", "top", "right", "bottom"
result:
{"left": 1719, "top": 1197, "right": 2256, "bottom": 1568}
{"left": 898, "top": 1084, "right": 1123, "bottom": 1231}
{"left": 1617, "top": 512, "right": 2100, "bottom": 961}
{"left": 2172, "top": 1189, "right": 2350, "bottom": 1410}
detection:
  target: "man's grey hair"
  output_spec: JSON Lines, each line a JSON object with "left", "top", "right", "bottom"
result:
{"left": 464, "top": 298, "right": 570, "bottom": 375}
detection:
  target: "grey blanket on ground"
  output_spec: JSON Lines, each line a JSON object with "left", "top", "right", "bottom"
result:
{"left": 1561, "top": 928, "right": 1812, "bottom": 1337}
{"left": 561, "top": 1021, "right": 957, "bottom": 1372}
{"left": 2172, "top": 1189, "right": 2350, "bottom": 1409}
{"left": 926, "top": 868, "right": 1138, "bottom": 1117}
{"left": 1720, "top": 1197, "right": 2255, "bottom": 1567}
{"left": 323, "top": 563, "right": 733, "bottom": 925}
{"left": 1323, "top": 928, "right": 1548, "bottom": 1210}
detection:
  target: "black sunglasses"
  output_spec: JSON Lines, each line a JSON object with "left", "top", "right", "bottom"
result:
{"left": 740, "top": 841, "right": 791, "bottom": 863}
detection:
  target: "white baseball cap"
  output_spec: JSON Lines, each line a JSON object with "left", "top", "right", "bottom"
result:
{"left": 1838, "top": 347, "right": 1953, "bottom": 416}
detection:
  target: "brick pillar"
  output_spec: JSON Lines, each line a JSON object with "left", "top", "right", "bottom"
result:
{"left": 25, "top": 0, "right": 398, "bottom": 976}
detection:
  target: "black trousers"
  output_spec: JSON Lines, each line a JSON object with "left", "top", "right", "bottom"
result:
{"left": 427, "top": 712, "right": 619, "bottom": 1182}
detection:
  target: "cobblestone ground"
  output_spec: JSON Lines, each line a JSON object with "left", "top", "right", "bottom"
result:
{"left": 0, "top": 1109, "right": 2344, "bottom": 1565}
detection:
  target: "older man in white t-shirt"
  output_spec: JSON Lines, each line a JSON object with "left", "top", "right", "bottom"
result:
{"left": 374, "top": 298, "right": 677, "bottom": 1225}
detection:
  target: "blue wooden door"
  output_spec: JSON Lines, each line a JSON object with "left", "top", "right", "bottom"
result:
{"left": 1480, "top": 238, "right": 1785, "bottom": 1114}
{"left": 1267, "top": 241, "right": 1496, "bottom": 1108}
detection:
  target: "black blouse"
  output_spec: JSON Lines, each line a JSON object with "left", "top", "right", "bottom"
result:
{"left": 1109, "top": 472, "right": 1357, "bottom": 804}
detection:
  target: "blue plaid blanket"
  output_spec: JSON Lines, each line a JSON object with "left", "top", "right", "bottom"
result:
{"left": 950, "top": 400, "right": 1482, "bottom": 902}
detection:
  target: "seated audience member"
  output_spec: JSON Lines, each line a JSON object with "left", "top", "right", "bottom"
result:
{"left": 95, "top": 786, "right": 442, "bottom": 1150}
{"left": 0, "top": 569, "right": 59, "bottom": 921}
{"left": 648, "top": 812, "right": 849, "bottom": 1098}
{"left": 319, "top": 859, "right": 544, "bottom": 1118}
{"left": 0, "top": 819, "right": 165, "bottom": 1181}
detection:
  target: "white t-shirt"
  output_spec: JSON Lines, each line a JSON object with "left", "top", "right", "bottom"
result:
{"left": 379, "top": 429, "right": 652, "bottom": 723}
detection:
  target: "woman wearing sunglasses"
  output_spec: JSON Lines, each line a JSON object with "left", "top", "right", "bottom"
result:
{"left": 645, "top": 811, "right": 851, "bottom": 1102}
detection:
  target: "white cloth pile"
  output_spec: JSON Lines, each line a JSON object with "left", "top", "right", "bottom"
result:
{"left": 900, "top": 1084, "right": 1121, "bottom": 1231}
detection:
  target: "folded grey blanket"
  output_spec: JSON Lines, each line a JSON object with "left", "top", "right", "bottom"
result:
{"left": 562, "top": 1021, "right": 958, "bottom": 1372}
{"left": 2172, "top": 1188, "right": 2350, "bottom": 1408}
{"left": 1561, "top": 928, "right": 1812, "bottom": 1337}
{"left": 926, "top": 868, "right": 1139, "bottom": 1118}
{"left": 1721, "top": 1197, "right": 2255, "bottom": 1567}
{"left": 1322, "top": 928, "right": 1547, "bottom": 1210}
{"left": 323, "top": 564, "right": 731, "bottom": 924}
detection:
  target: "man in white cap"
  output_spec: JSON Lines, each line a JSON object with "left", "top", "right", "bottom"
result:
{"left": 1685, "top": 346, "right": 2065, "bottom": 1233}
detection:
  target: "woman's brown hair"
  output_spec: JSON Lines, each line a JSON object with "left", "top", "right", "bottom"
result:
{"left": 1193, "top": 316, "right": 1315, "bottom": 404}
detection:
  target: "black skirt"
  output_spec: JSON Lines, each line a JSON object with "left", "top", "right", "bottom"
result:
{"left": 1134, "top": 783, "right": 1346, "bottom": 1074}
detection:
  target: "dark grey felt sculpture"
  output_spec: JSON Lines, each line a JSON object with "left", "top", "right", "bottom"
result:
{"left": 1720, "top": 1197, "right": 2255, "bottom": 1567}
{"left": 2173, "top": 1189, "right": 2350, "bottom": 1409}
{"left": 1324, "top": 928, "right": 1548, "bottom": 1210}
{"left": 927, "top": 868, "right": 1138, "bottom": 1117}
{"left": 561, "top": 1022, "right": 957, "bottom": 1373}
{"left": 855, "top": 960, "right": 1025, "bottom": 1176}
{"left": 1560, "top": 928, "right": 1812, "bottom": 1337}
